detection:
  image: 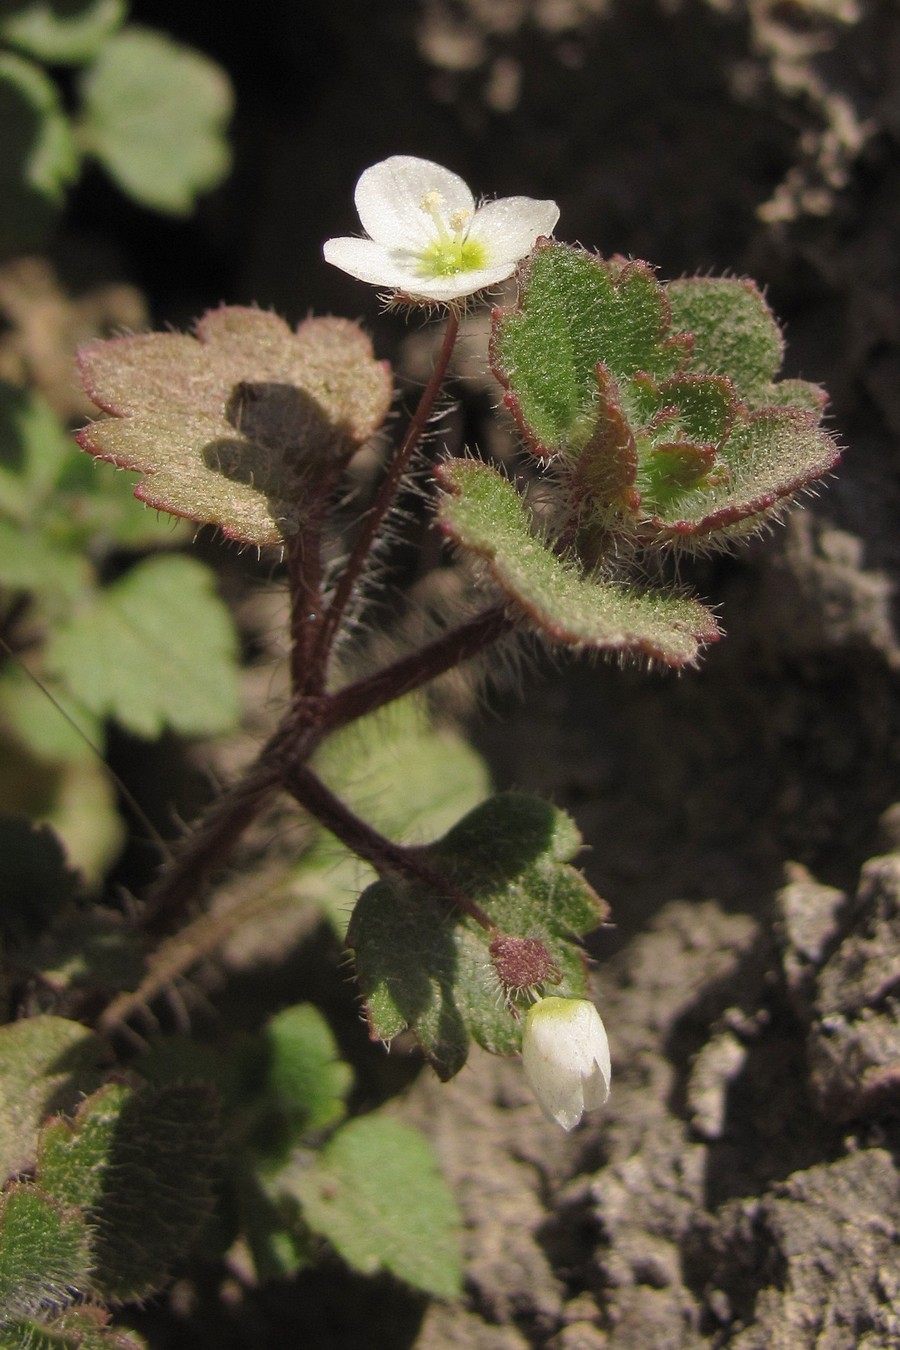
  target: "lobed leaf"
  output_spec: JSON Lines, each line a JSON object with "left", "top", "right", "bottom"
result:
{"left": 77, "top": 308, "right": 392, "bottom": 545}
{"left": 44, "top": 554, "right": 240, "bottom": 740}
{"left": 348, "top": 792, "right": 608, "bottom": 1079}
{"left": 77, "top": 25, "right": 232, "bottom": 214}
{"left": 491, "top": 244, "right": 840, "bottom": 550}
{"left": 491, "top": 241, "right": 687, "bottom": 458}
{"left": 283, "top": 1115, "right": 462, "bottom": 1298}
{"left": 437, "top": 458, "right": 719, "bottom": 667}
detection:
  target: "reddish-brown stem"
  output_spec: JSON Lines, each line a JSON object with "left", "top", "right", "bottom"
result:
{"left": 309, "top": 309, "right": 461, "bottom": 685}
{"left": 281, "top": 761, "right": 496, "bottom": 931}
{"left": 139, "top": 759, "right": 282, "bottom": 937}
{"left": 285, "top": 454, "right": 351, "bottom": 695}
{"left": 132, "top": 604, "right": 514, "bottom": 940}
{"left": 321, "top": 603, "right": 516, "bottom": 732}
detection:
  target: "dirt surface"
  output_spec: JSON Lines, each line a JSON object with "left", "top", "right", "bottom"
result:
{"left": 42, "top": 0, "right": 900, "bottom": 1343}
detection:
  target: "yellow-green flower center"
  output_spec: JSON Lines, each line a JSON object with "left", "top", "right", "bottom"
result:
{"left": 417, "top": 191, "right": 488, "bottom": 277}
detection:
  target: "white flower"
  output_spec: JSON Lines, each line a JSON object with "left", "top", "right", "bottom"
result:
{"left": 522, "top": 996, "right": 611, "bottom": 1132}
{"left": 323, "top": 155, "right": 559, "bottom": 303}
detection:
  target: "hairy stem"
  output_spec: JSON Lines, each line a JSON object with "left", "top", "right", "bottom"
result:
{"left": 139, "top": 759, "right": 283, "bottom": 937}
{"left": 282, "top": 761, "right": 495, "bottom": 931}
{"left": 310, "top": 310, "right": 461, "bottom": 684}
{"left": 321, "top": 603, "right": 516, "bottom": 732}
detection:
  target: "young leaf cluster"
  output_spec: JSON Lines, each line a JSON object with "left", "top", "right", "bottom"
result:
{"left": 438, "top": 241, "right": 840, "bottom": 668}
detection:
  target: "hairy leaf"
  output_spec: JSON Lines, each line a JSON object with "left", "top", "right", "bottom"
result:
{"left": 0, "top": 1185, "right": 91, "bottom": 1324}
{"left": 491, "top": 243, "right": 840, "bottom": 549}
{"left": 301, "top": 695, "right": 491, "bottom": 935}
{"left": 0, "top": 1017, "right": 109, "bottom": 1184}
{"left": 284, "top": 1115, "right": 462, "bottom": 1298}
{"left": 437, "top": 459, "right": 719, "bottom": 667}
{"left": 78, "top": 308, "right": 392, "bottom": 545}
{"left": 36, "top": 1080, "right": 220, "bottom": 1303}
{"left": 348, "top": 792, "right": 607, "bottom": 1079}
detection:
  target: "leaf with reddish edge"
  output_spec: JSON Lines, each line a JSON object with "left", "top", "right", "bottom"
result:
{"left": 436, "top": 458, "right": 719, "bottom": 667}
{"left": 491, "top": 242, "right": 690, "bottom": 459}
{"left": 491, "top": 243, "right": 840, "bottom": 550}
{"left": 570, "top": 363, "right": 640, "bottom": 515}
{"left": 77, "top": 307, "right": 392, "bottom": 547}
{"left": 639, "top": 405, "right": 841, "bottom": 543}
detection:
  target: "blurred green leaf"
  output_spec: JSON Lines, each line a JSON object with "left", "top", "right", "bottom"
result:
{"left": 284, "top": 1115, "right": 462, "bottom": 1298}
{"left": 255, "top": 1005, "right": 353, "bottom": 1156}
{"left": 0, "top": 0, "right": 127, "bottom": 65}
{"left": 78, "top": 25, "right": 232, "bottom": 214}
{"left": 45, "top": 553, "right": 241, "bottom": 739}
{"left": 0, "top": 53, "right": 77, "bottom": 254}
{"left": 348, "top": 793, "right": 607, "bottom": 1079}
{"left": 0, "top": 815, "right": 76, "bottom": 942}
{"left": 301, "top": 695, "right": 491, "bottom": 935}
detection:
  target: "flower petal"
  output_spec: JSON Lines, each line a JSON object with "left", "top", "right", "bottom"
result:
{"left": 354, "top": 155, "right": 475, "bottom": 250}
{"left": 323, "top": 236, "right": 422, "bottom": 289}
{"left": 466, "top": 196, "right": 560, "bottom": 260}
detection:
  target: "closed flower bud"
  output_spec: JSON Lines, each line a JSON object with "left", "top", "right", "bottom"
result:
{"left": 522, "top": 996, "right": 611, "bottom": 1131}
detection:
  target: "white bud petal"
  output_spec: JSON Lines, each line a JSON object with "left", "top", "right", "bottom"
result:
{"left": 522, "top": 996, "right": 611, "bottom": 1132}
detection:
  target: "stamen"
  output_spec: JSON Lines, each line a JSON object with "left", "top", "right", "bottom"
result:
{"left": 449, "top": 208, "right": 472, "bottom": 238}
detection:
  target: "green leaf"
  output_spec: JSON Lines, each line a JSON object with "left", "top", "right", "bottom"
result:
{"left": 491, "top": 244, "right": 840, "bottom": 551}
{"left": 0, "top": 52, "right": 78, "bottom": 254}
{"left": 299, "top": 695, "right": 491, "bottom": 935}
{"left": 0, "top": 816, "right": 77, "bottom": 942}
{"left": 642, "top": 404, "right": 841, "bottom": 540}
{"left": 254, "top": 1005, "right": 353, "bottom": 1157}
{"left": 36, "top": 1080, "right": 220, "bottom": 1303}
{"left": 77, "top": 25, "right": 232, "bottom": 214}
{"left": 348, "top": 792, "right": 607, "bottom": 1079}
{"left": 0, "top": 0, "right": 127, "bottom": 65}
{"left": 492, "top": 241, "right": 688, "bottom": 458}
{"left": 0, "top": 1184, "right": 92, "bottom": 1324}
{"left": 77, "top": 308, "right": 393, "bottom": 546}
{"left": 1, "top": 1307, "right": 147, "bottom": 1349}
{"left": 0, "top": 1016, "right": 109, "bottom": 1184}
{"left": 0, "top": 519, "right": 91, "bottom": 604}
{"left": 666, "top": 276, "right": 785, "bottom": 408}
{"left": 0, "top": 381, "right": 173, "bottom": 600}
{"left": 437, "top": 458, "right": 719, "bottom": 667}
{"left": 45, "top": 553, "right": 240, "bottom": 739}
{"left": 284, "top": 1115, "right": 462, "bottom": 1298}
